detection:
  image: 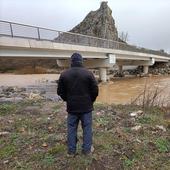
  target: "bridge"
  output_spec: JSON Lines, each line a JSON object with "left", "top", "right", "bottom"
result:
{"left": 0, "top": 20, "right": 169, "bottom": 82}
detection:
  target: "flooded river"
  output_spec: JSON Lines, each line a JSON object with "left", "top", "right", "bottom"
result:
{"left": 97, "top": 76, "right": 170, "bottom": 104}
{"left": 0, "top": 74, "right": 170, "bottom": 104}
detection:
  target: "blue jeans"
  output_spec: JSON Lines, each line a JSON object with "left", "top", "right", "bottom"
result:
{"left": 67, "top": 112, "right": 92, "bottom": 153}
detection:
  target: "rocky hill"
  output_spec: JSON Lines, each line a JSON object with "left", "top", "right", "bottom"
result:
{"left": 70, "top": 1, "right": 119, "bottom": 41}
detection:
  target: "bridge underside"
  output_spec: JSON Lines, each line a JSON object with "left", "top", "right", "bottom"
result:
{"left": 0, "top": 36, "right": 169, "bottom": 82}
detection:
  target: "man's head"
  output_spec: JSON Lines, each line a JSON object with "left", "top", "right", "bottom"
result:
{"left": 71, "top": 53, "right": 83, "bottom": 67}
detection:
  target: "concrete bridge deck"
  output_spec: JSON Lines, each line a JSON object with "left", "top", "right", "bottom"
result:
{"left": 0, "top": 20, "right": 169, "bottom": 81}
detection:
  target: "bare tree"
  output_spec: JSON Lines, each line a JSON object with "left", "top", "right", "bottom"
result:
{"left": 119, "top": 31, "right": 129, "bottom": 42}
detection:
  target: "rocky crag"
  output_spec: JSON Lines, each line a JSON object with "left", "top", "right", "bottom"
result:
{"left": 70, "top": 1, "right": 120, "bottom": 41}
{"left": 56, "top": 1, "right": 123, "bottom": 45}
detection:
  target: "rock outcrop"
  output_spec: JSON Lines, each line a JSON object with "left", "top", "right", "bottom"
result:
{"left": 70, "top": 1, "right": 119, "bottom": 41}
{"left": 54, "top": 1, "right": 122, "bottom": 49}
{"left": 148, "top": 62, "right": 170, "bottom": 75}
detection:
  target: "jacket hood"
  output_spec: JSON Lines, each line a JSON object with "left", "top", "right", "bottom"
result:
{"left": 71, "top": 53, "right": 83, "bottom": 67}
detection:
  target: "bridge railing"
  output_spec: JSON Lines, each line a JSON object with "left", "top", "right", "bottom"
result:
{"left": 0, "top": 20, "right": 169, "bottom": 57}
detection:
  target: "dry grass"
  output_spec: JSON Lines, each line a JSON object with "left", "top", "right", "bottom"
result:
{"left": 131, "top": 79, "right": 170, "bottom": 111}
{"left": 14, "top": 66, "right": 47, "bottom": 74}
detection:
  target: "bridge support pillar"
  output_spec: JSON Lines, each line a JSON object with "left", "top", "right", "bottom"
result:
{"left": 118, "top": 65, "right": 123, "bottom": 74}
{"left": 143, "top": 65, "right": 149, "bottom": 74}
{"left": 99, "top": 68, "right": 107, "bottom": 82}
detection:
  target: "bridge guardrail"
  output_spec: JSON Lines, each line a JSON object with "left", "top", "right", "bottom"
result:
{"left": 0, "top": 20, "right": 169, "bottom": 57}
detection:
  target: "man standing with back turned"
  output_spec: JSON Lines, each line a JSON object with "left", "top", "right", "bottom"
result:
{"left": 57, "top": 53, "right": 98, "bottom": 156}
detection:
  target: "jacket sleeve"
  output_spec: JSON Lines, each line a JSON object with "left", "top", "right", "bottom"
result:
{"left": 89, "top": 72, "right": 99, "bottom": 102}
{"left": 57, "top": 74, "right": 67, "bottom": 101}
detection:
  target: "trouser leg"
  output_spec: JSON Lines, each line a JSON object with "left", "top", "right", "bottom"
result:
{"left": 67, "top": 113, "right": 79, "bottom": 153}
{"left": 80, "top": 112, "right": 92, "bottom": 152}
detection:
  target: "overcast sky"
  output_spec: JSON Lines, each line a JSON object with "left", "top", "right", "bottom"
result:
{"left": 0, "top": 0, "right": 170, "bottom": 52}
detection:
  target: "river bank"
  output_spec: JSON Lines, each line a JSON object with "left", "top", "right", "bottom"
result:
{"left": 0, "top": 100, "right": 169, "bottom": 169}
{"left": 0, "top": 60, "right": 170, "bottom": 77}
{"left": 0, "top": 73, "right": 169, "bottom": 169}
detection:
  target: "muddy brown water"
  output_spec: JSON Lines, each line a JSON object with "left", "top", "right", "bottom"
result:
{"left": 98, "top": 76, "right": 170, "bottom": 104}
{"left": 0, "top": 74, "right": 170, "bottom": 104}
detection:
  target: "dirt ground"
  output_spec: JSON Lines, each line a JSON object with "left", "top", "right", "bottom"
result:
{"left": 0, "top": 100, "right": 170, "bottom": 170}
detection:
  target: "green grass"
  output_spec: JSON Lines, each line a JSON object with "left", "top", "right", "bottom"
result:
{"left": 0, "top": 67, "right": 16, "bottom": 73}
{"left": 41, "top": 154, "right": 55, "bottom": 167}
{"left": 123, "top": 127, "right": 132, "bottom": 133}
{"left": 123, "top": 156, "right": 135, "bottom": 168}
{"left": 0, "top": 101, "right": 169, "bottom": 169}
{"left": 10, "top": 132, "right": 20, "bottom": 142}
{"left": 68, "top": 155, "right": 93, "bottom": 170}
{"left": 93, "top": 132, "right": 115, "bottom": 153}
{"left": 52, "top": 104, "right": 61, "bottom": 113}
{"left": 48, "top": 144, "right": 66, "bottom": 155}
{"left": 95, "top": 116, "right": 110, "bottom": 126}
{"left": 29, "top": 152, "right": 44, "bottom": 162}
{"left": 0, "top": 139, "right": 4, "bottom": 145}
{"left": 137, "top": 115, "right": 153, "bottom": 124}
{"left": 155, "top": 138, "right": 170, "bottom": 153}
{"left": 0, "top": 103, "right": 16, "bottom": 115}
{"left": 122, "top": 146, "right": 147, "bottom": 169}
{"left": 0, "top": 144, "right": 16, "bottom": 159}
{"left": 137, "top": 113, "right": 165, "bottom": 126}
{"left": 94, "top": 102, "right": 106, "bottom": 110}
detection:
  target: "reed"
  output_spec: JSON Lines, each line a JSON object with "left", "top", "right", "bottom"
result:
{"left": 131, "top": 79, "right": 170, "bottom": 111}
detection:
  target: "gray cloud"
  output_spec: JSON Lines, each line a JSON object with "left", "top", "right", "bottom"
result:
{"left": 0, "top": 0, "right": 170, "bottom": 52}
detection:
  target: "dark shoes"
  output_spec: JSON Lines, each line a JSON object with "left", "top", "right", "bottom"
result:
{"left": 67, "top": 151, "right": 77, "bottom": 158}
{"left": 82, "top": 146, "right": 94, "bottom": 156}
{"left": 67, "top": 146, "right": 94, "bottom": 157}
{"left": 82, "top": 150, "right": 92, "bottom": 156}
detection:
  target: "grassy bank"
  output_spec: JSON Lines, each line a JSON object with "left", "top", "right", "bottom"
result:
{"left": 0, "top": 100, "right": 169, "bottom": 170}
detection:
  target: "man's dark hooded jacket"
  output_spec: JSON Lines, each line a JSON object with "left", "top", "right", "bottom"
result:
{"left": 57, "top": 53, "right": 99, "bottom": 114}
